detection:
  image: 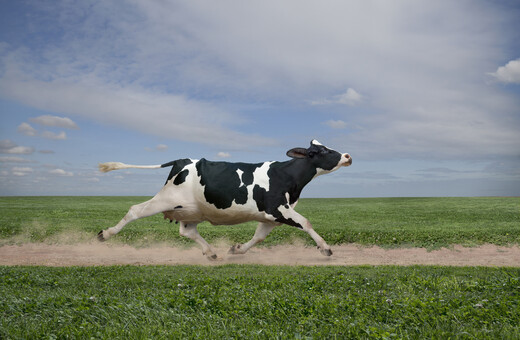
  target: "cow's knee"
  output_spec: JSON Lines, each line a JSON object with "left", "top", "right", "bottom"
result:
{"left": 179, "top": 224, "right": 196, "bottom": 238}
{"left": 179, "top": 223, "right": 217, "bottom": 260}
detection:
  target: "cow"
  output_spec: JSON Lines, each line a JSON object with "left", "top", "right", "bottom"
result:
{"left": 97, "top": 140, "right": 352, "bottom": 260}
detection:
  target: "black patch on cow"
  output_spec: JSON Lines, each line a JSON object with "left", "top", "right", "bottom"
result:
{"left": 282, "top": 217, "right": 304, "bottom": 229}
{"left": 241, "top": 170, "right": 254, "bottom": 186}
{"left": 163, "top": 159, "right": 193, "bottom": 185}
{"left": 174, "top": 205, "right": 183, "bottom": 209}
{"left": 173, "top": 169, "right": 189, "bottom": 185}
{"left": 196, "top": 159, "right": 262, "bottom": 209}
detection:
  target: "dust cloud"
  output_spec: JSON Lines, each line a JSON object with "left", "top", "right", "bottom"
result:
{"left": 1, "top": 242, "right": 519, "bottom": 267}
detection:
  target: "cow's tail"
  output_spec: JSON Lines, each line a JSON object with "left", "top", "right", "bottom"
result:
{"left": 98, "top": 161, "right": 173, "bottom": 173}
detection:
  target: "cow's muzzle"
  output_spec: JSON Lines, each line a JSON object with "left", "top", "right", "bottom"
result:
{"left": 343, "top": 153, "right": 352, "bottom": 166}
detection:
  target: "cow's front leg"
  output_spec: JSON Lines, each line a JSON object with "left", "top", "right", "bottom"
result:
{"left": 179, "top": 222, "right": 218, "bottom": 260}
{"left": 229, "top": 222, "right": 276, "bottom": 255}
{"left": 279, "top": 209, "right": 332, "bottom": 256}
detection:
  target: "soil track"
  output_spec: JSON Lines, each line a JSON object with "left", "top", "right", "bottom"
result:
{"left": 1, "top": 243, "right": 519, "bottom": 266}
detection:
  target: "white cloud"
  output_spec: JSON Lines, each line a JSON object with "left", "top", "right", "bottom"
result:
{"left": 217, "top": 152, "right": 231, "bottom": 158}
{"left": 490, "top": 58, "right": 520, "bottom": 84}
{"left": 0, "top": 140, "right": 34, "bottom": 155}
{"left": 30, "top": 115, "right": 79, "bottom": 129}
{"left": 311, "top": 88, "right": 363, "bottom": 106}
{"left": 323, "top": 120, "right": 347, "bottom": 129}
{"left": 17, "top": 120, "right": 68, "bottom": 140}
{"left": 155, "top": 144, "right": 168, "bottom": 152}
{"left": 12, "top": 167, "right": 33, "bottom": 176}
{"left": 17, "top": 122, "right": 37, "bottom": 136}
{"left": 40, "top": 130, "right": 67, "bottom": 140}
{"left": 5, "top": 146, "right": 34, "bottom": 154}
{"left": 49, "top": 168, "right": 73, "bottom": 176}
{"left": 337, "top": 88, "right": 363, "bottom": 106}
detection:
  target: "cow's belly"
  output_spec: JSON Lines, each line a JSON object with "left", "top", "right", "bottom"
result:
{"left": 203, "top": 207, "right": 274, "bottom": 225}
{"left": 195, "top": 197, "right": 274, "bottom": 225}
{"left": 164, "top": 203, "right": 274, "bottom": 225}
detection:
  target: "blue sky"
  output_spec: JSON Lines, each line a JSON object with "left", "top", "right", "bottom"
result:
{"left": 0, "top": 0, "right": 519, "bottom": 197}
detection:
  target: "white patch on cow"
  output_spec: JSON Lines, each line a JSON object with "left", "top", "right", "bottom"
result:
{"left": 276, "top": 193, "right": 292, "bottom": 219}
{"left": 314, "top": 167, "right": 334, "bottom": 178}
{"left": 276, "top": 192, "right": 302, "bottom": 224}
{"left": 251, "top": 161, "right": 273, "bottom": 192}
{"left": 311, "top": 139, "right": 323, "bottom": 146}
{"left": 236, "top": 169, "right": 245, "bottom": 187}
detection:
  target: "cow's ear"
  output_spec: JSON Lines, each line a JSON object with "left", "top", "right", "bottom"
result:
{"left": 286, "top": 148, "right": 307, "bottom": 159}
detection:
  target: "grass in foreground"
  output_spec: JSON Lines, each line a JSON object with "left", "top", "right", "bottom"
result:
{"left": 0, "top": 196, "right": 518, "bottom": 249}
{"left": 1, "top": 265, "right": 519, "bottom": 339}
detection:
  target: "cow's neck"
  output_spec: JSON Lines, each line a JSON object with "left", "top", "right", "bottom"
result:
{"left": 278, "top": 159, "right": 318, "bottom": 194}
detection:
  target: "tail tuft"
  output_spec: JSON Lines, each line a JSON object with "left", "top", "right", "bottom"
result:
{"left": 99, "top": 162, "right": 127, "bottom": 173}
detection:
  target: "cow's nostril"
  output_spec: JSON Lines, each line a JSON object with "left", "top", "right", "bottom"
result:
{"left": 344, "top": 154, "right": 350, "bottom": 159}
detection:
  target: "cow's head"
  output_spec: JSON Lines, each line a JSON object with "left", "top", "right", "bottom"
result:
{"left": 286, "top": 140, "right": 352, "bottom": 176}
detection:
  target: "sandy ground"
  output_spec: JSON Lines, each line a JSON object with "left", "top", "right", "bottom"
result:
{"left": 0, "top": 243, "right": 519, "bottom": 267}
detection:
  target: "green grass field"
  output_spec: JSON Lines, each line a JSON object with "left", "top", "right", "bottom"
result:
{"left": 0, "top": 196, "right": 519, "bottom": 248}
{"left": 1, "top": 265, "right": 519, "bottom": 339}
{"left": 1, "top": 196, "right": 519, "bottom": 339}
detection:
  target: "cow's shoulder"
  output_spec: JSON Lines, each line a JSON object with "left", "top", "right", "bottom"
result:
{"left": 267, "top": 160, "right": 316, "bottom": 202}
{"left": 252, "top": 159, "right": 316, "bottom": 223}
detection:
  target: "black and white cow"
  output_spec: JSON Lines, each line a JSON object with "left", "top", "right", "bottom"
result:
{"left": 97, "top": 140, "right": 352, "bottom": 260}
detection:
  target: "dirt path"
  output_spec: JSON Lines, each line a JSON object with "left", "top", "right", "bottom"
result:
{"left": 1, "top": 243, "right": 519, "bottom": 267}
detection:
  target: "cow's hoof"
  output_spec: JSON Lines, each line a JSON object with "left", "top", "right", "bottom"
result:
{"left": 207, "top": 254, "right": 218, "bottom": 261}
{"left": 319, "top": 248, "right": 333, "bottom": 256}
{"left": 97, "top": 230, "right": 106, "bottom": 242}
{"left": 228, "top": 244, "right": 244, "bottom": 255}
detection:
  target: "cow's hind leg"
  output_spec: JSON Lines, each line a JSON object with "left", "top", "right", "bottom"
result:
{"left": 179, "top": 222, "right": 218, "bottom": 260}
{"left": 98, "top": 198, "right": 171, "bottom": 241}
{"left": 229, "top": 222, "right": 276, "bottom": 255}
